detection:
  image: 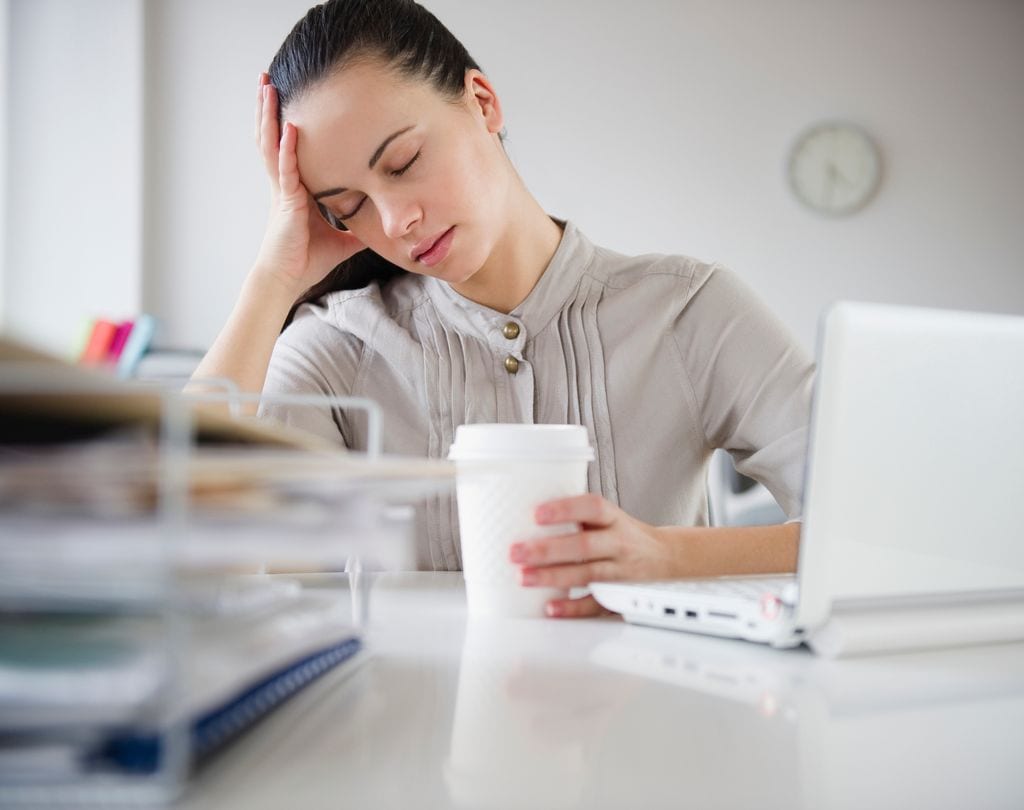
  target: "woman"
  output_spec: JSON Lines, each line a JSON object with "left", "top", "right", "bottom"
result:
{"left": 193, "top": 0, "right": 814, "bottom": 618}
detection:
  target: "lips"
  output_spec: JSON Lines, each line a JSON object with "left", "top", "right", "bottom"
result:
{"left": 412, "top": 226, "right": 455, "bottom": 267}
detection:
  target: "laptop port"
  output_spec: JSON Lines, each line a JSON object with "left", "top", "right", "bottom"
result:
{"left": 663, "top": 607, "right": 676, "bottom": 616}
{"left": 685, "top": 610, "right": 698, "bottom": 619}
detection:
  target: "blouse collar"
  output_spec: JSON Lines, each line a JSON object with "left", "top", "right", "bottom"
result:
{"left": 423, "top": 218, "right": 597, "bottom": 346}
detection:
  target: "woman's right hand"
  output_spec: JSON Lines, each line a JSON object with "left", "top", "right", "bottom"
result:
{"left": 253, "top": 72, "right": 366, "bottom": 297}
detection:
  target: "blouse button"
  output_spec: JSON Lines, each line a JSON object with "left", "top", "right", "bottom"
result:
{"left": 502, "top": 322, "right": 521, "bottom": 340}
{"left": 504, "top": 355, "right": 520, "bottom": 374}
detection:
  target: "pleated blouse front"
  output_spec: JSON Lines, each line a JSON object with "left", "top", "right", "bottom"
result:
{"left": 261, "top": 219, "right": 815, "bottom": 571}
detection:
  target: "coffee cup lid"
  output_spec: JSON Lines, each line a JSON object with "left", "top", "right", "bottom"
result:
{"left": 447, "top": 424, "right": 595, "bottom": 462}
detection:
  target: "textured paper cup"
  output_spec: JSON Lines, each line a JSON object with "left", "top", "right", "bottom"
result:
{"left": 448, "top": 424, "right": 594, "bottom": 619}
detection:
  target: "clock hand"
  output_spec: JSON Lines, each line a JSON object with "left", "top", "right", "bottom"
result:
{"left": 831, "top": 164, "right": 855, "bottom": 187}
{"left": 824, "top": 162, "right": 838, "bottom": 207}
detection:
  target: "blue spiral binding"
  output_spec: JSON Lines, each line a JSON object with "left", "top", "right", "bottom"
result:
{"left": 95, "top": 636, "right": 362, "bottom": 774}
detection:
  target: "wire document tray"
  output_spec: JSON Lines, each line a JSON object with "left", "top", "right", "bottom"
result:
{"left": 0, "top": 358, "right": 453, "bottom": 805}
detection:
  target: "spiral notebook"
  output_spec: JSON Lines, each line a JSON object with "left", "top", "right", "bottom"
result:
{"left": 96, "top": 634, "right": 362, "bottom": 773}
{"left": 1, "top": 589, "right": 364, "bottom": 778}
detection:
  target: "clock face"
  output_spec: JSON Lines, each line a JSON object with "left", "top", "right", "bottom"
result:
{"left": 787, "top": 122, "right": 882, "bottom": 216}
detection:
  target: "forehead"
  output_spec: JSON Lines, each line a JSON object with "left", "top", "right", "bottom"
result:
{"left": 286, "top": 61, "right": 453, "bottom": 189}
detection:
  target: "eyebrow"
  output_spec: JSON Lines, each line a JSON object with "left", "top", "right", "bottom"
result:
{"left": 311, "top": 125, "right": 416, "bottom": 201}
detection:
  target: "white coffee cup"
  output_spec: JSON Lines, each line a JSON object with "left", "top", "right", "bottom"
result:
{"left": 447, "top": 424, "right": 595, "bottom": 619}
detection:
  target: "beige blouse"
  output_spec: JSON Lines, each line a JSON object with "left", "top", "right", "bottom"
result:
{"left": 260, "top": 219, "right": 815, "bottom": 571}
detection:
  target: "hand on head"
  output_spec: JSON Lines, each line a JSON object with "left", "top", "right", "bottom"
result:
{"left": 253, "top": 72, "right": 366, "bottom": 297}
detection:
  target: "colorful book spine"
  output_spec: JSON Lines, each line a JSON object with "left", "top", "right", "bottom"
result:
{"left": 79, "top": 320, "right": 119, "bottom": 366}
{"left": 116, "top": 313, "right": 157, "bottom": 379}
{"left": 107, "top": 320, "right": 135, "bottom": 363}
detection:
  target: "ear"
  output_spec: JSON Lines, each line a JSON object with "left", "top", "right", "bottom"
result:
{"left": 464, "top": 69, "right": 504, "bottom": 135}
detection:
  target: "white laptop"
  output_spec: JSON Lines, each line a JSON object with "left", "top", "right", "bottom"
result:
{"left": 591, "top": 301, "right": 1024, "bottom": 654}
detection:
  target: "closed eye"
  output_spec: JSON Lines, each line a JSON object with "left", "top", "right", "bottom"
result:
{"left": 331, "top": 150, "right": 422, "bottom": 225}
{"left": 391, "top": 150, "right": 421, "bottom": 177}
{"left": 336, "top": 199, "right": 365, "bottom": 222}
{"left": 317, "top": 202, "right": 348, "bottom": 231}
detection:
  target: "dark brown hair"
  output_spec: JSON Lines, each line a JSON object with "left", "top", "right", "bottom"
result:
{"left": 268, "top": 0, "right": 483, "bottom": 328}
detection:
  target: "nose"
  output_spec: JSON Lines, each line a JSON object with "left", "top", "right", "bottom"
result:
{"left": 377, "top": 194, "right": 421, "bottom": 240}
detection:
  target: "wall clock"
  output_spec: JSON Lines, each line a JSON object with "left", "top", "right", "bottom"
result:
{"left": 787, "top": 121, "right": 882, "bottom": 216}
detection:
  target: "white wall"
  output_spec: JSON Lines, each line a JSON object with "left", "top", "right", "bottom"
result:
{"left": 3, "top": 0, "right": 144, "bottom": 357}
{"left": 457, "top": 0, "right": 1024, "bottom": 350}
{"left": 4, "top": 1, "right": 1024, "bottom": 354}
{"left": 141, "top": 0, "right": 306, "bottom": 351}
{"left": 0, "top": 0, "right": 8, "bottom": 330}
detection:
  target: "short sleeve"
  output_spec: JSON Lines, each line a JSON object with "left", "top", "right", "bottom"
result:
{"left": 258, "top": 302, "right": 363, "bottom": 448}
{"left": 672, "top": 266, "right": 815, "bottom": 519}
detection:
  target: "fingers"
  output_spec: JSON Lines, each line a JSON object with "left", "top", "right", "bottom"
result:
{"left": 520, "top": 559, "right": 617, "bottom": 590}
{"left": 511, "top": 493, "right": 619, "bottom": 567}
{"left": 259, "top": 81, "right": 282, "bottom": 187}
{"left": 535, "top": 493, "right": 617, "bottom": 528}
{"left": 255, "top": 72, "right": 268, "bottom": 142}
{"left": 544, "top": 594, "right": 612, "bottom": 619}
{"left": 510, "top": 528, "right": 618, "bottom": 567}
{"left": 277, "top": 121, "right": 305, "bottom": 207}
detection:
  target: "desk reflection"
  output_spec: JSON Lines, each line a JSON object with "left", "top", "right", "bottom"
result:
{"left": 444, "top": 619, "right": 629, "bottom": 810}
{"left": 180, "top": 575, "right": 1024, "bottom": 810}
{"left": 591, "top": 626, "right": 1024, "bottom": 809}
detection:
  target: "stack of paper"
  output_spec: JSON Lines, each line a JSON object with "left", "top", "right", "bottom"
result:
{"left": 0, "top": 587, "right": 362, "bottom": 792}
{"left": 0, "top": 436, "right": 451, "bottom": 610}
{"left": 0, "top": 334, "right": 452, "bottom": 802}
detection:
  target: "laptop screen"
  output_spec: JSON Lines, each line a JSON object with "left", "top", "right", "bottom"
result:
{"left": 796, "top": 302, "right": 1024, "bottom": 626}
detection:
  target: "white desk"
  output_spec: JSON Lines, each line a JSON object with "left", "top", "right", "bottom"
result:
{"left": 182, "top": 573, "right": 1024, "bottom": 810}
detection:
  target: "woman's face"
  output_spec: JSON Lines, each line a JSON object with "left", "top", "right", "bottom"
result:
{"left": 286, "top": 59, "right": 511, "bottom": 284}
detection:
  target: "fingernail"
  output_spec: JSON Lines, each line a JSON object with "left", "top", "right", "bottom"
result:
{"left": 521, "top": 571, "right": 537, "bottom": 587}
{"left": 546, "top": 602, "right": 563, "bottom": 617}
{"left": 509, "top": 543, "right": 526, "bottom": 563}
{"left": 535, "top": 505, "right": 552, "bottom": 523}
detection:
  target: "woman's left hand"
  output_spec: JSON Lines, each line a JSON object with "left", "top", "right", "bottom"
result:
{"left": 508, "top": 494, "right": 683, "bottom": 619}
